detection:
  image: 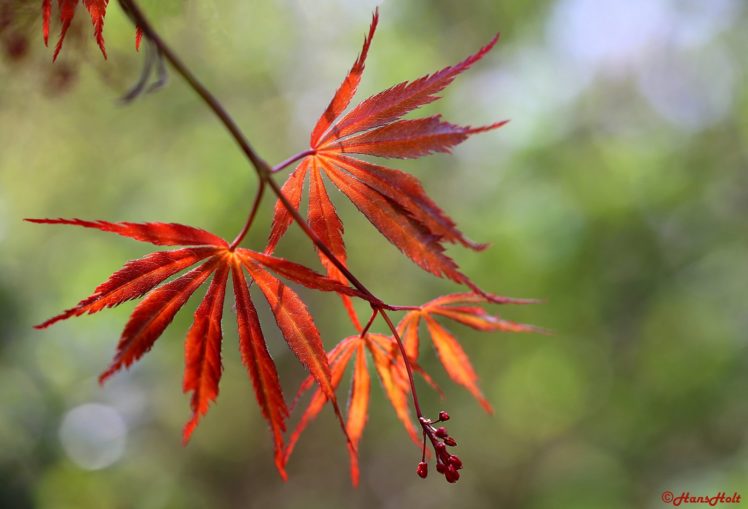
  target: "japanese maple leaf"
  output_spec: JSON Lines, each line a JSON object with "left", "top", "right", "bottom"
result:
{"left": 284, "top": 293, "right": 540, "bottom": 484}
{"left": 395, "top": 293, "right": 544, "bottom": 412}
{"left": 42, "top": 0, "right": 141, "bottom": 60}
{"left": 267, "top": 9, "right": 507, "bottom": 308}
{"left": 283, "top": 332, "right": 438, "bottom": 486}
{"left": 28, "top": 217, "right": 367, "bottom": 478}
{"left": 42, "top": 0, "right": 109, "bottom": 60}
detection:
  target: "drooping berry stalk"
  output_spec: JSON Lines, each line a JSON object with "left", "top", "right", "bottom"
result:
{"left": 381, "top": 310, "right": 463, "bottom": 482}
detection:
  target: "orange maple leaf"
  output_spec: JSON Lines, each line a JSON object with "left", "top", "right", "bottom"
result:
{"left": 43, "top": 0, "right": 109, "bottom": 60}
{"left": 42, "top": 0, "right": 142, "bottom": 60}
{"left": 284, "top": 332, "right": 436, "bottom": 485}
{"left": 27, "top": 218, "right": 368, "bottom": 478}
{"left": 396, "top": 293, "right": 544, "bottom": 412}
{"left": 285, "top": 293, "right": 540, "bottom": 484}
{"left": 267, "top": 9, "right": 507, "bottom": 307}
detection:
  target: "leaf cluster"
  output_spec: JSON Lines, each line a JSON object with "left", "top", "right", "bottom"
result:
{"left": 31, "top": 6, "right": 538, "bottom": 484}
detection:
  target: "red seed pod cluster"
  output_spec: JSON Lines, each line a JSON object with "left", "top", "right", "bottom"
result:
{"left": 416, "top": 410, "right": 463, "bottom": 483}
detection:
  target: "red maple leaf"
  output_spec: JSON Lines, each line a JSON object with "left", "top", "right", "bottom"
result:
{"left": 43, "top": 0, "right": 109, "bottom": 60}
{"left": 267, "top": 9, "right": 507, "bottom": 312}
{"left": 285, "top": 293, "right": 540, "bottom": 484}
{"left": 395, "top": 293, "right": 544, "bottom": 412}
{"left": 42, "top": 0, "right": 141, "bottom": 60}
{"left": 284, "top": 332, "right": 435, "bottom": 485}
{"left": 27, "top": 218, "right": 368, "bottom": 478}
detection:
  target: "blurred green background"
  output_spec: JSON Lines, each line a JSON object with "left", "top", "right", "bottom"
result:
{"left": 1, "top": 1, "right": 747, "bottom": 508}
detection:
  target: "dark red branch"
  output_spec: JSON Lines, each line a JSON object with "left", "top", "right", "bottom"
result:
{"left": 119, "top": 0, "right": 435, "bottom": 468}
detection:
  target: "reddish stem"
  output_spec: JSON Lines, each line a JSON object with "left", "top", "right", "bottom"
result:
{"left": 380, "top": 308, "right": 444, "bottom": 457}
{"left": 265, "top": 176, "right": 380, "bottom": 302}
{"left": 382, "top": 304, "right": 422, "bottom": 312}
{"left": 119, "top": 0, "right": 271, "bottom": 175}
{"left": 228, "top": 181, "right": 265, "bottom": 250}
{"left": 359, "top": 307, "right": 378, "bottom": 338}
{"left": 272, "top": 149, "right": 316, "bottom": 173}
{"left": 379, "top": 309, "right": 423, "bottom": 419}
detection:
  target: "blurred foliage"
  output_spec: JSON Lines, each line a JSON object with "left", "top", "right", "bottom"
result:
{"left": 1, "top": 1, "right": 747, "bottom": 508}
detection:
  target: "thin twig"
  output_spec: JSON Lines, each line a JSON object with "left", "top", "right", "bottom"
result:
{"left": 359, "top": 308, "right": 379, "bottom": 338}
{"left": 379, "top": 309, "right": 423, "bottom": 419}
{"left": 272, "top": 149, "right": 316, "bottom": 173}
{"left": 228, "top": 181, "right": 266, "bottom": 250}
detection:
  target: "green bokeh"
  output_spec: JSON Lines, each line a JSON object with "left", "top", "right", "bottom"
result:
{"left": 1, "top": 1, "right": 747, "bottom": 508}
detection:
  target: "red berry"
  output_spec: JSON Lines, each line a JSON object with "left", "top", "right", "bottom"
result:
{"left": 438, "top": 411, "right": 450, "bottom": 421}
{"left": 436, "top": 462, "right": 446, "bottom": 474}
{"left": 444, "top": 437, "right": 457, "bottom": 447}
{"left": 435, "top": 442, "right": 446, "bottom": 453}
{"left": 417, "top": 461, "right": 428, "bottom": 478}
{"left": 445, "top": 465, "right": 460, "bottom": 483}
{"left": 435, "top": 427, "right": 448, "bottom": 438}
{"left": 448, "top": 455, "right": 463, "bottom": 469}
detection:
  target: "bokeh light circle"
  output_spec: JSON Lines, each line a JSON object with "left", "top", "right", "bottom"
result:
{"left": 58, "top": 403, "right": 127, "bottom": 470}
